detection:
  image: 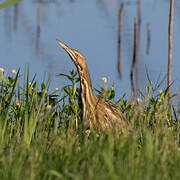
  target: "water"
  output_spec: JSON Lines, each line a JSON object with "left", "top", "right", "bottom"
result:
{"left": 0, "top": 0, "right": 180, "bottom": 100}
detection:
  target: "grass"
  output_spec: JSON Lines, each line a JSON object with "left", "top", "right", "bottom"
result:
{"left": 0, "top": 67, "right": 179, "bottom": 180}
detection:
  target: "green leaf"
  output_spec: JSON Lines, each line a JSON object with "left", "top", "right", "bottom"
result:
{"left": 41, "top": 82, "right": 46, "bottom": 90}
{"left": 75, "top": 77, "right": 80, "bottom": 83}
{"left": 0, "top": 0, "right": 23, "bottom": 10}
{"left": 0, "top": 75, "right": 9, "bottom": 84}
{"left": 63, "top": 87, "right": 72, "bottom": 97}
{"left": 57, "top": 73, "right": 73, "bottom": 81}
{"left": 72, "top": 83, "right": 77, "bottom": 97}
{"left": 1, "top": 69, "right": 20, "bottom": 143}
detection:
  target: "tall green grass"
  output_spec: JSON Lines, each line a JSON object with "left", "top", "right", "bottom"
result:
{"left": 0, "top": 68, "right": 179, "bottom": 180}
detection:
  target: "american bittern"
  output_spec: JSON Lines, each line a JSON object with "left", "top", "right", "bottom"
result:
{"left": 57, "top": 40, "right": 132, "bottom": 132}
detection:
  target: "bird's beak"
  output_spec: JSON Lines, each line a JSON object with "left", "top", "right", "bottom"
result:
{"left": 56, "top": 39, "right": 76, "bottom": 60}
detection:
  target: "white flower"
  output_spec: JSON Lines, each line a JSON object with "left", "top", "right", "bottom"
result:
{"left": 85, "top": 130, "right": 91, "bottom": 136}
{"left": 101, "top": 77, "right": 107, "bottom": 84}
{"left": 11, "top": 70, "right": 17, "bottom": 75}
{"left": 159, "top": 89, "right": 163, "bottom": 94}
{"left": 55, "top": 88, "right": 59, "bottom": 91}
{"left": 0, "top": 68, "right": 5, "bottom": 73}
{"left": 46, "top": 105, "right": 52, "bottom": 110}
{"left": 29, "top": 82, "right": 32, "bottom": 86}
{"left": 137, "top": 98, "right": 142, "bottom": 103}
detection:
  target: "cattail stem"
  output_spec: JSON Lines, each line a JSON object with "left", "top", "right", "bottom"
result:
{"left": 146, "top": 23, "right": 151, "bottom": 55}
{"left": 135, "top": 0, "right": 141, "bottom": 98}
{"left": 131, "top": 19, "right": 138, "bottom": 104}
{"left": 168, "top": 0, "right": 174, "bottom": 100}
{"left": 36, "top": 3, "right": 41, "bottom": 56}
{"left": 118, "top": 3, "right": 124, "bottom": 78}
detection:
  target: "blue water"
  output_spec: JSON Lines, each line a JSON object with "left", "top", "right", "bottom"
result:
{"left": 0, "top": 0, "right": 179, "bottom": 100}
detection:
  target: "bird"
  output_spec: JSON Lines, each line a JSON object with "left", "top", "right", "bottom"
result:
{"left": 56, "top": 39, "right": 133, "bottom": 132}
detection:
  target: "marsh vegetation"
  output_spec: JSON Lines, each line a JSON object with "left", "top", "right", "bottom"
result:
{"left": 0, "top": 68, "right": 179, "bottom": 179}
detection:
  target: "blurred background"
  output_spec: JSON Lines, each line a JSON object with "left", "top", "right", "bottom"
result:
{"left": 0, "top": 0, "right": 179, "bottom": 100}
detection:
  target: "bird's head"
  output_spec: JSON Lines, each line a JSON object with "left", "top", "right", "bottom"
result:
{"left": 56, "top": 39, "right": 88, "bottom": 72}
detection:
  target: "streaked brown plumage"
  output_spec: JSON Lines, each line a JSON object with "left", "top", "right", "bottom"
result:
{"left": 56, "top": 39, "right": 132, "bottom": 132}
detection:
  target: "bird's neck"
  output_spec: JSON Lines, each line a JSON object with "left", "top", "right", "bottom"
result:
{"left": 79, "top": 69, "right": 97, "bottom": 109}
